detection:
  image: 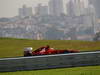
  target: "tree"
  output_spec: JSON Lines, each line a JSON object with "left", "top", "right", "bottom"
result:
{"left": 93, "top": 32, "right": 100, "bottom": 41}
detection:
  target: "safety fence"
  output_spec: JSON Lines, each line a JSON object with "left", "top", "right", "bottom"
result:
{"left": 0, "top": 51, "right": 100, "bottom": 72}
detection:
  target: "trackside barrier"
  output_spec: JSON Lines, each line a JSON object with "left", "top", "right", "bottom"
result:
{"left": 0, "top": 51, "right": 100, "bottom": 72}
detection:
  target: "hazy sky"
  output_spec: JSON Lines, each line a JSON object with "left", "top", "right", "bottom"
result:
{"left": 0, "top": 0, "right": 90, "bottom": 18}
{"left": 0, "top": 0, "right": 70, "bottom": 18}
{"left": 0, "top": 0, "right": 51, "bottom": 18}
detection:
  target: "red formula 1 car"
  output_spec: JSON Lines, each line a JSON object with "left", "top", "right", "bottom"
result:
{"left": 32, "top": 48, "right": 79, "bottom": 56}
{"left": 24, "top": 46, "right": 80, "bottom": 56}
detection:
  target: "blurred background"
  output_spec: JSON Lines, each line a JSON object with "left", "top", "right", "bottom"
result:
{"left": 0, "top": 0, "right": 100, "bottom": 41}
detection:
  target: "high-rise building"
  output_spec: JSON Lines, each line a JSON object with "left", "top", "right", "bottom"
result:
{"left": 19, "top": 5, "right": 33, "bottom": 18}
{"left": 67, "top": 0, "right": 76, "bottom": 16}
{"left": 48, "top": 0, "right": 64, "bottom": 16}
{"left": 80, "top": 0, "right": 89, "bottom": 15}
{"left": 75, "top": 0, "right": 86, "bottom": 16}
{"left": 67, "top": 0, "right": 87, "bottom": 16}
{"left": 74, "top": 0, "right": 80, "bottom": 16}
{"left": 89, "top": 0, "right": 100, "bottom": 18}
{"left": 88, "top": 4, "right": 96, "bottom": 34}
{"left": 35, "top": 4, "right": 48, "bottom": 16}
{"left": 66, "top": 0, "right": 89, "bottom": 16}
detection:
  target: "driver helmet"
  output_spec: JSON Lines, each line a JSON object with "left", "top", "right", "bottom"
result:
{"left": 24, "top": 47, "right": 33, "bottom": 51}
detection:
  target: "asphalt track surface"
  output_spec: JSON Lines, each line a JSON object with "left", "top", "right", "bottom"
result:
{"left": 0, "top": 50, "right": 100, "bottom": 60}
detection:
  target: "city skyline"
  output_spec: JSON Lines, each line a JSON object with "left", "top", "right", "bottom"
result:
{"left": 0, "top": 0, "right": 90, "bottom": 18}
{"left": 0, "top": 0, "right": 49, "bottom": 18}
{"left": 0, "top": 0, "right": 97, "bottom": 40}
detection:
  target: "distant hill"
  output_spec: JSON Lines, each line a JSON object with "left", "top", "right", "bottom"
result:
{"left": 0, "top": 37, "right": 100, "bottom": 58}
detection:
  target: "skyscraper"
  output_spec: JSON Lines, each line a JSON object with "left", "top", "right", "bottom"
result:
{"left": 19, "top": 5, "right": 33, "bottom": 18}
{"left": 69, "top": 0, "right": 89, "bottom": 16}
{"left": 88, "top": 4, "right": 96, "bottom": 34}
{"left": 48, "top": 0, "right": 64, "bottom": 16}
{"left": 89, "top": 0, "right": 100, "bottom": 18}
{"left": 79, "top": 0, "right": 89, "bottom": 15}
{"left": 67, "top": 0, "right": 76, "bottom": 16}
{"left": 35, "top": 4, "right": 48, "bottom": 16}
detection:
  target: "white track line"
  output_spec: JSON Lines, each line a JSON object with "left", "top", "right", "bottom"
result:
{"left": 0, "top": 51, "right": 100, "bottom": 60}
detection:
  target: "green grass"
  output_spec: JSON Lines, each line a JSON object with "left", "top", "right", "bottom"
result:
{"left": 0, "top": 66, "right": 100, "bottom": 75}
{"left": 0, "top": 37, "right": 100, "bottom": 58}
